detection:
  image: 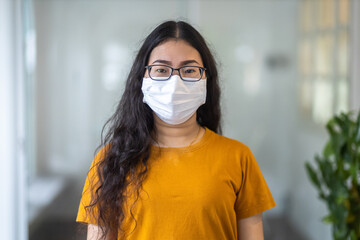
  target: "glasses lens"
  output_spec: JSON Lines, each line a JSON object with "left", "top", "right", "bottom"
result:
{"left": 149, "top": 66, "right": 171, "bottom": 80}
{"left": 180, "top": 67, "right": 202, "bottom": 81}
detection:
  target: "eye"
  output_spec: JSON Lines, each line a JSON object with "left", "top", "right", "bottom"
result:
{"left": 184, "top": 68, "right": 196, "bottom": 73}
{"left": 149, "top": 65, "right": 172, "bottom": 79}
{"left": 181, "top": 67, "right": 199, "bottom": 75}
{"left": 156, "top": 68, "right": 168, "bottom": 73}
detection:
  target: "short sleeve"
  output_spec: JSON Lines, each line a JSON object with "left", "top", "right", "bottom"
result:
{"left": 234, "top": 147, "right": 276, "bottom": 219}
{"left": 76, "top": 146, "right": 108, "bottom": 225}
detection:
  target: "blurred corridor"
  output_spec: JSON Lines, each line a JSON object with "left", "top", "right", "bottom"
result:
{"left": 1, "top": 0, "right": 360, "bottom": 240}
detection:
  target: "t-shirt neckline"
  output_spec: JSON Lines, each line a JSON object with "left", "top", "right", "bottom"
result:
{"left": 150, "top": 127, "right": 214, "bottom": 153}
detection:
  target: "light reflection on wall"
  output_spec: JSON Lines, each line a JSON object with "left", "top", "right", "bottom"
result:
{"left": 101, "top": 43, "right": 130, "bottom": 91}
{"left": 235, "top": 44, "right": 261, "bottom": 96}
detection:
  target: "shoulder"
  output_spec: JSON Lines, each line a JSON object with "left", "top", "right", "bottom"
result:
{"left": 208, "top": 129, "right": 252, "bottom": 155}
{"left": 93, "top": 144, "right": 111, "bottom": 163}
{"left": 88, "top": 144, "right": 111, "bottom": 175}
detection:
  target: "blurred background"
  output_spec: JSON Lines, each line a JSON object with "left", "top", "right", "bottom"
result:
{"left": 1, "top": 0, "right": 360, "bottom": 239}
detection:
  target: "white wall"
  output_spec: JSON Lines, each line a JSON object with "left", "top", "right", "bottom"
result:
{"left": 289, "top": 125, "right": 332, "bottom": 240}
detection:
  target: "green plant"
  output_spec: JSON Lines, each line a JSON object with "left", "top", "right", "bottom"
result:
{"left": 305, "top": 111, "right": 360, "bottom": 240}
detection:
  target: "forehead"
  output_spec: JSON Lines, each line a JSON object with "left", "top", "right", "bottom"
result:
{"left": 148, "top": 39, "right": 203, "bottom": 66}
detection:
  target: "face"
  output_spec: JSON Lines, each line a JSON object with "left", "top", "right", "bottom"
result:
{"left": 143, "top": 39, "right": 206, "bottom": 126}
{"left": 145, "top": 39, "right": 205, "bottom": 79}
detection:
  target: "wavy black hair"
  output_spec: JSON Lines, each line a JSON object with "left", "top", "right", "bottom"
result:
{"left": 86, "top": 20, "right": 222, "bottom": 239}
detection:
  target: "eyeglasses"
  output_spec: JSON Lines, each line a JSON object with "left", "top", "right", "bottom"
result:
{"left": 144, "top": 64, "right": 206, "bottom": 82}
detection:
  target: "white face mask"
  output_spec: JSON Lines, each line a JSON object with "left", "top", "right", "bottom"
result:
{"left": 141, "top": 75, "right": 207, "bottom": 125}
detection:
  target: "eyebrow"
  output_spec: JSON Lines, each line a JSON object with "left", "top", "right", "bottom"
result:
{"left": 151, "top": 59, "right": 201, "bottom": 66}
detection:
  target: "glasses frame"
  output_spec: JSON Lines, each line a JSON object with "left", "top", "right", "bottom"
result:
{"left": 144, "top": 64, "right": 207, "bottom": 82}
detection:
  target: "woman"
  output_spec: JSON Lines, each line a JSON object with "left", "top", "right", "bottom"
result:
{"left": 76, "top": 20, "right": 276, "bottom": 240}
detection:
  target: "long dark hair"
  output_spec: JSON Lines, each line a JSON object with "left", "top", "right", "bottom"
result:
{"left": 86, "top": 20, "right": 221, "bottom": 239}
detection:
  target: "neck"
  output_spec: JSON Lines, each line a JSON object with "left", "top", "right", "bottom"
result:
{"left": 152, "top": 113, "right": 204, "bottom": 148}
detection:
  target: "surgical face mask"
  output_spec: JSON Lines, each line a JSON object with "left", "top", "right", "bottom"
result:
{"left": 141, "top": 75, "right": 207, "bottom": 125}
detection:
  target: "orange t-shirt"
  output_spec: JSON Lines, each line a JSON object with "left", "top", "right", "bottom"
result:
{"left": 76, "top": 127, "right": 276, "bottom": 239}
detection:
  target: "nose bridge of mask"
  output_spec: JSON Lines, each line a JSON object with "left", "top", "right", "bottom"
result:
{"left": 171, "top": 74, "right": 182, "bottom": 83}
{"left": 167, "top": 74, "right": 186, "bottom": 92}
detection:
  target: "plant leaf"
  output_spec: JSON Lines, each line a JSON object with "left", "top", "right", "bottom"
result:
{"left": 322, "top": 214, "right": 335, "bottom": 224}
{"left": 305, "top": 162, "right": 321, "bottom": 190}
{"left": 323, "top": 141, "right": 334, "bottom": 158}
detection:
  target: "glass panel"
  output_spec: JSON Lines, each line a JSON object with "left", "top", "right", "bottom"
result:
{"left": 317, "top": 0, "right": 335, "bottom": 29}
{"left": 339, "top": 0, "right": 349, "bottom": 25}
{"left": 338, "top": 30, "right": 348, "bottom": 76}
{"left": 336, "top": 78, "right": 349, "bottom": 114}
{"left": 315, "top": 34, "right": 334, "bottom": 76}
{"left": 299, "top": 38, "right": 312, "bottom": 75}
{"left": 300, "top": 0, "right": 313, "bottom": 32}
{"left": 313, "top": 78, "right": 333, "bottom": 124}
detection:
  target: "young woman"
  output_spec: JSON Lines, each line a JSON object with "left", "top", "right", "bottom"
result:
{"left": 76, "top": 20, "right": 276, "bottom": 240}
